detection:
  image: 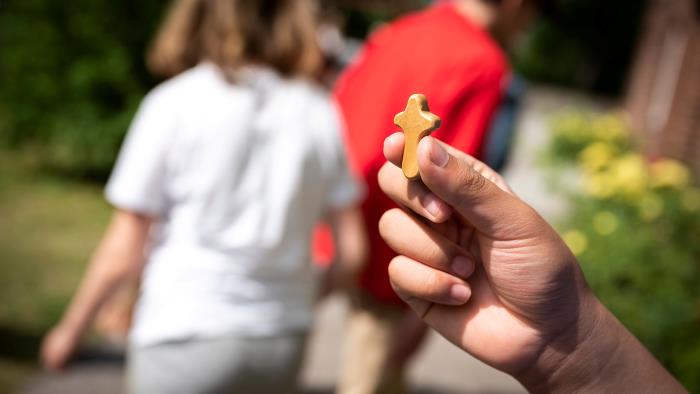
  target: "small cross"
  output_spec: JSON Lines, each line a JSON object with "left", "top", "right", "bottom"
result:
{"left": 394, "top": 94, "right": 441, "bottom": 180}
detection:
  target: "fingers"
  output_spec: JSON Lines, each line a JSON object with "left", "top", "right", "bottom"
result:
{"left": 379, "top": 208, "right": 475, "bottom": 279}
{"left": 383, "top": 132, "right": 514, "bottom": 195}
{"left": 388, "top": 255, "right": 472, "bottom": 307}
{"left": 415, "top": 137, "right": 539, "bottom": 238}
{"left": 378, "top": 160, "right": 453, "bottom": 223}
{"left": 383, "top": 132, "right": 405, "bottom": 168}
{"left": 41, "top": 339, "right": 67, "bottom": 372}
{"left": 380, "top": 133, "right": 518, "bottom": 232}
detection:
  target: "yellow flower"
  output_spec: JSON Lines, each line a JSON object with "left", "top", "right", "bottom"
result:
{"left": 638, "top": 194, "right": 664, "bottom": 221}
{"left": 593, "top": 211, "right": 619, "bottom": 235}
{"left": 681, "top": 188, "right": 700, "bottom": 212}
{"left": 649, "top": 159, "right": 690, "bottom": 189}
{"left": 592, "top": 114, "right": 627, "bottom": 142}
{"left": 553, "top": 113, "right": 589, "bottom": 143}
{"left": 608, "top": 154, "right": 649, "bottom": 199}
{"left": 579, "top": 142, "right": 617, "bottom": 172}
{"left": 563, "top": 230, "right": 588, "bottom": 256}
{"left": 584, "top": 173, "right": 614, "bottom": 199}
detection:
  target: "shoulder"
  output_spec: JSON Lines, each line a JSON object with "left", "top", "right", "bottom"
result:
{"left": 280, "top": 79, "right": 337, "bottom": 122}
{"left": 127, "top": 67, "right": 221, "bottom": 137}
{"left": 436, "top": 25, "right": 509, "bottom": 89}
{"left": 363, "top": 7, "right": 433, "bottom": 48}
{"left": 369, "top": 6, "right": 508, "bottom": 76}
{"left": 285, "top": 80, "right": 343, "bottom": 146}
{"left": 305, "top": 86, "right": 342, "bottom": 143}
{"left": 143, "top": 63, "right": 225, "bottom": 107}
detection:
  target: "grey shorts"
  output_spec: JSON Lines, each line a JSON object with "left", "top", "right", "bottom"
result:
{"left": 127, "top": 333, "right": 307, "bottom": 394}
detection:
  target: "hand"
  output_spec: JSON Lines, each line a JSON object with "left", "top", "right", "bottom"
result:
{"left": 378, "top": 134, "right": 687, "bottom": 393}
{"left": 39, "top": 210, "right": 151, "bottom": 372}
{"left": 377, "top": 133, "right": 599, "bottom": 379}
{"left": 40, "top": 323, "right": 81, "bottom": 372}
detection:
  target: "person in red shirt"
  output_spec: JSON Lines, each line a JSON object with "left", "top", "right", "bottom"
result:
{"left": 332, "top": 1, "right": 538, "bottom": 392}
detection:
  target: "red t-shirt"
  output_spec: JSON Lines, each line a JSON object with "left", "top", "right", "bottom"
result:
{"left": 332, "top": 3, "right": 509, "bottom": 305}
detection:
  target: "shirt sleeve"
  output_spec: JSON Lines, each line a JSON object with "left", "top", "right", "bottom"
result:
{"left": 105, "top": 88, "right": 175, "bottom": 215}
{"left": 318, "top": 98, "right": 366, "bottom": 210}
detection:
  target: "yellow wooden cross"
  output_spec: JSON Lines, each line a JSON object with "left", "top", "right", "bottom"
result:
{"left": 394, "top": 94, "right": 441, "bottom": 180}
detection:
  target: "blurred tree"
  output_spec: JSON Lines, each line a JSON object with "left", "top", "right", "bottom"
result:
{"left": 330, "top": 0, "right": 649, "bottom": 95}
{"left": 515, "top": 0, "right": 649, "bottom": 95}
{"left": 0, "top": 0, "right": 167, "bottom": 179}
{"left": 0, "top": 0, "right": 651, "bottom": 178}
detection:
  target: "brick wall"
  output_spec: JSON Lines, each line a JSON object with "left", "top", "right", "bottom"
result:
{"left": 626, "top": 0, "right": 700, "bottom": 175}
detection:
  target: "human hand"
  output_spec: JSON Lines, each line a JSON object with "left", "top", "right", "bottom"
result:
{"left": 40, "top": 322, "right": 81, "bottom": 372}
{"left": 378, "top": 133, "right": 686, "bottom": 392}
{"left": 377, "top": 133, "right": 600, "bottom": 381}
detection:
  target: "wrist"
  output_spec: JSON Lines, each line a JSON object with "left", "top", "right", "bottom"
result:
{"left": 518, "top": 293, "right": 687, "bottom": 393}
{"left": 516, "top": 293, "right": 616, "bottom": 393}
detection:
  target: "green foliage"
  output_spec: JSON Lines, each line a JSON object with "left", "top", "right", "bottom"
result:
{"left": 0, "top": 153, "right": 112, "bottom": 391}
{"left": 546, "top": 112, "right": 700, "bottom": 391}
{"left": 0, "top": 0, "right": 167, "bottom": 179}
{"left": 340, "top": 7, "right": 391, "bottom": 39}
{"left": 516, "top": 0, "right": 648, "bottom": 95}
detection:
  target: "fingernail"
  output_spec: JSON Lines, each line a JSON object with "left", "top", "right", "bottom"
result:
{"left": 451, "top": 256, "right": 474, "bottom": 278}
{"left": 428, "top": 139, "right": 449, "bottom": 168}
{"left": 450, "top": 284, "right": 471, "bottom": 303}
{"left": 422, "top": 193, "right": 444, "bottom": 218}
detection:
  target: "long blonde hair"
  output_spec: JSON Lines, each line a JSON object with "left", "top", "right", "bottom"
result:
{"left": 147, "top": 0, "right": 323, "bottom": 79}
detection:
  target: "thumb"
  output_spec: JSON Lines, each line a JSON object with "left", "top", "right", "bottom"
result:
{"left": 416, "top": 137, "right": 539, "bottom": 239}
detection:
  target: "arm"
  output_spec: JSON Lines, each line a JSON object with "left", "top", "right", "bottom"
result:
{"left": 377, "top": 133, "right": 687, "bottom": 393}
{"left": 520, "top": 302, "right": 687, "bottom": 393}
{"left": 40, "top": 209, "right": 152, "bottom": 371}
{"left": 323, "top": 206, "right": 368, "bottom": 293}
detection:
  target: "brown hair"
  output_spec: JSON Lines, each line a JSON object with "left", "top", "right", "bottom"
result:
{"left": 147, "top": 0, "right": 323, "bottom": 79}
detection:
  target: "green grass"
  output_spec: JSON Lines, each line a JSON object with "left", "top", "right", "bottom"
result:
{"left": 0, "top": 150, "right": 111, "bottom": 392}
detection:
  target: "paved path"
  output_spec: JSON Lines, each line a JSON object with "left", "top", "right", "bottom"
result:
{"left": 21, "top": 295, "right": 524, "bottom": 394}
{"left": 18, "top": 86, "right": 612, "bottom": 394}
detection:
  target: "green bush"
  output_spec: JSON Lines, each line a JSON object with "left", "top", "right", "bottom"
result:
{"left": 0, "top": 0, "right": 166, "bottom": 179}
{"left": 545, "top": 112, "right": 700, "bottom": 391}
{"left": 516, "top": 0, "right": 648, "bottom": 95}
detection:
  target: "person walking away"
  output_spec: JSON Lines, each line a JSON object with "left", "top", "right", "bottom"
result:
{"left": 40, "top": 1, "right": 367, "bottom": 393}
{"left": 331, "top": 1, "right": 537, "bottom": 392}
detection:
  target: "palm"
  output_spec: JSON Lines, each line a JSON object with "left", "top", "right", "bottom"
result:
{"left": 378, "top": 134, "right": 587, "bottom": 377}
{"left": 422, "top": 214, "right": 580, "bottom": 375}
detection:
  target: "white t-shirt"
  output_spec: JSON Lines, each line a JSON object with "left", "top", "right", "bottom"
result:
{"left": 106, "top": 63, "right": 361, "bottom": 347}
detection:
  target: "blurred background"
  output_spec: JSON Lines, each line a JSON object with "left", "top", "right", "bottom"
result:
{"left": 1, "top": 0, "right": 699, "bottom": 393}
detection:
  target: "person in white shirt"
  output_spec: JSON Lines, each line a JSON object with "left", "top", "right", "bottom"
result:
{"left": 39, "top": 1, "right": 367, "bottom": 392}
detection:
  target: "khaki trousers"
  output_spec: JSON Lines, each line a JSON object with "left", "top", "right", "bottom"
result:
{"left": 337, "top": 293, "right": 407, "bottom": 394}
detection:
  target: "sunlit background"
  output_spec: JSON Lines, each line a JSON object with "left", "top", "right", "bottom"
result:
{"left": 1, "top": 0, "right": 699, "bottom": 392}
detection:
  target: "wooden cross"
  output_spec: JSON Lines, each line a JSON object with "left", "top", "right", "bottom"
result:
{"left": 394, "top": 94, "right": 441, "bottom": 180}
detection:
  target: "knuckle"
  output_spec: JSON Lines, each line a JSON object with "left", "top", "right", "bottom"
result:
{"left": 377, "top": 162, "right": 398, "bottom": 191}
{"left": 387, "top": 256, "right": 407, "bottom": 280}
{"left": 422, "top": 243, "right": 453, "bottom": 269}
{"left": 423, "top": 270, "right": 446, "bottom": 297}
{"left": 471, "top": 160, "right": 486, "bottom": 174}
{"left": 377, "top": 162, "right": 390, "bottom": 181}
{"left": 378, "top": 209, "right": 404, "bottom": 239}
{"left": 456, "top": 165, "right": 488, "bottom": 196}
